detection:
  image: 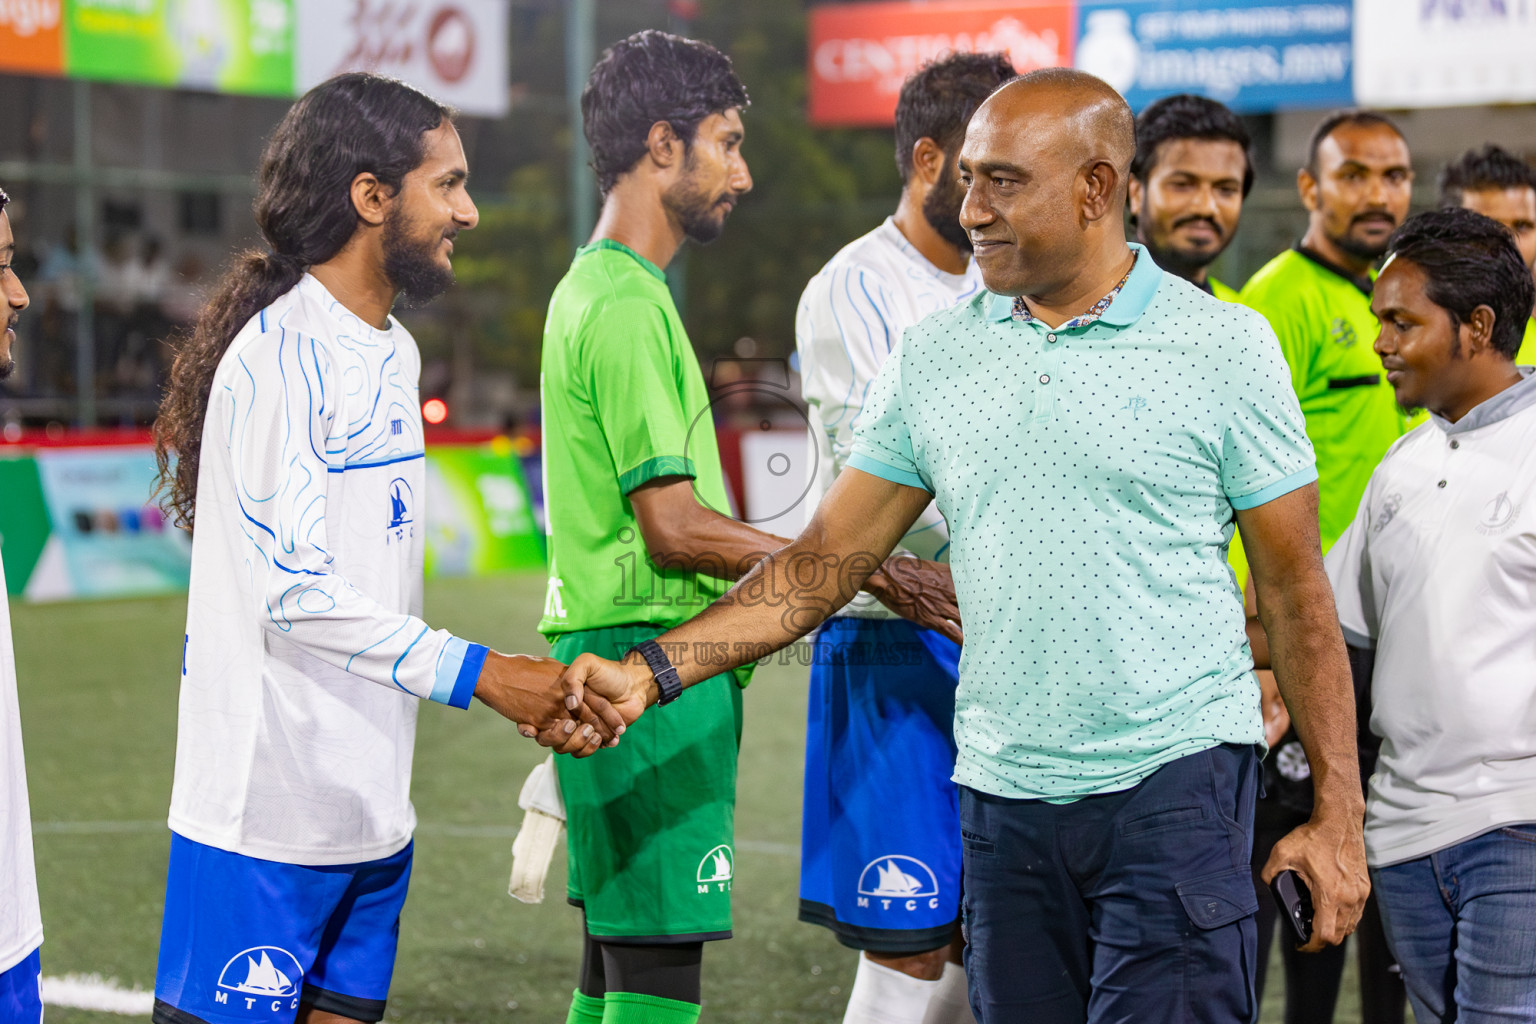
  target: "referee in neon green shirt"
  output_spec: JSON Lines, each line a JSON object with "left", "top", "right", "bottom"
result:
{"left": 1240, "top": 110, "right": 1414, "bottom": 552}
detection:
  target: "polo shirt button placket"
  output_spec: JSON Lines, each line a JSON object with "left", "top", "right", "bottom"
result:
{"left": 1450, "top": 440, "right": 1460, "bottom": 449}
{"left": 1047, "top": 333, "right": 1058, "bottom": 343}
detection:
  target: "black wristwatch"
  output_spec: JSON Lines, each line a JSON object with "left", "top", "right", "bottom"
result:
{"left": 628, "top": 639, "right": 683, "bottom": 706}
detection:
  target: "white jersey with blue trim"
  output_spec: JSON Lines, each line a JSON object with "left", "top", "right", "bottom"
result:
{"left": 795, "top": 217, "right": 980, "bottom": 618}
{"left": 168, "top": 274, "right": 487, "bottom": 866}
{"left": 0, "top": 554, "right": 43, "bottom": 974}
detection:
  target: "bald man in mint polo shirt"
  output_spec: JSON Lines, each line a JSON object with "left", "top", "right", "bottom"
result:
{"left": 560, "top": 69, "right": 1370, "bottom": 1024}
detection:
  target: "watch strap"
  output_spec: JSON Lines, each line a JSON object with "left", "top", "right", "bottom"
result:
{"left": 629, "top": 639, "right": 683, "bottom": 706}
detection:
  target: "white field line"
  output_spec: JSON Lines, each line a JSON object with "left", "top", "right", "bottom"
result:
{"left": 41, "top": 974, "right": 154, "bottom": 1015}
{"left": 32, "top": 821, "right": 798, "bottom": 858}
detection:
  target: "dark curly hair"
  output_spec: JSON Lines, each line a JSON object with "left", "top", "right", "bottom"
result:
{"left": 1131, "top": 93, "right": 1254, "bottom": 196}
{"left": 1437, "top": 143, "right": 1536, "bottom": 207}
{"left": 581, "top": 30, "right": 749, "bottom": 197}
{"left": 1386, "top": 207, "right": 1535, "bottom": 359}
{"left": 154, "top": 72, "right": 451, "bottom": 530}
{"left": 893, "top": 51, "right": 1015, "bottom": 182}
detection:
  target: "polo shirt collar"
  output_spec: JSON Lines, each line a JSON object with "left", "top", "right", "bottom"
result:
{"left": 986, "top": 243, "right": 1163, "bottom": 327}
{"left": 1434, "top": 365, "right": 1536, "bottom": 435}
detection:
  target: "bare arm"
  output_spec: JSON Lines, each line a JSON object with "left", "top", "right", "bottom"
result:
{"left": 563, "top": 468, "right": 949, "bottom": 718}
{"left": 628, "top": 475, "right": 958, "bottom": 638}
{"left": 1236, "top": 483, "right": 1368, "bottom": 952}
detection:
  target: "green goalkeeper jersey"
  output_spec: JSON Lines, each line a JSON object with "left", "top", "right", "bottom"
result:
{"left": 1241, "top": 247, "right": 1407, "bottom": 551}
{"left": 538, "top": 239, "right": 734, "bottom": 637}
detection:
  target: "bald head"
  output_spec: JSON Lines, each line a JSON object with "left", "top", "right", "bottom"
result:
{"left": 959, "top": 67, "right": 1138, "bottom": 300}
{"left": 979, "top": 68, "right": 1135, "bottom": 193}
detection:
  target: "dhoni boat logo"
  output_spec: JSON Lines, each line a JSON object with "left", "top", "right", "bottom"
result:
{"left": 857, "top": 856, "right": 940, "bottom": 911}
{"left": 696, "top": 844, "right": 734, "bottom": 893}
{"left": 215, "top": 946, "right": 303, "bottom": 1010}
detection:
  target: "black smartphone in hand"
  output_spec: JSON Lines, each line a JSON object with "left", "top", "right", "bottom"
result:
{"left": 1269, "top": 869, "right": 1314, "bottom": 945}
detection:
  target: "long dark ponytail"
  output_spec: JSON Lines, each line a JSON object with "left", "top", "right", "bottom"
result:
{"left": 154, "top": 72, "right": 451, "bottom": 529}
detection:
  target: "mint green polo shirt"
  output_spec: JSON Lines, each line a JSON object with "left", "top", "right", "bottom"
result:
{"left": 849, "top": 244, "right": 1316, "bottom": 801}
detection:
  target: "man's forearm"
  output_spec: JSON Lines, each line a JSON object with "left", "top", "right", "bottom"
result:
{"left": 1260, "top": 569, "right": 1364, "bottom": 812}
{"left": 638, "top": 525, "right": 883, "bottom": 686}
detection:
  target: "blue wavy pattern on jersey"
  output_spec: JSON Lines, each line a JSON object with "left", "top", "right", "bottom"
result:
{"left": 215, "top": 284, "right": 451, "bottom": 700}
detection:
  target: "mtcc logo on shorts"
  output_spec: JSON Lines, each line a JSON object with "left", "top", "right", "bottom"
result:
{"left": 857, "top": 855, "right": 940, "bottom": 912}
{"left": 696, "top": 844, "right": 734, "bottom": 894}
{"left": 215, "top": 946, "right": 303, "bottom": 1013}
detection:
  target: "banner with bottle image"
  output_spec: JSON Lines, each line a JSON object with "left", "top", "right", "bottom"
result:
{"left": 1075, "top": 0, "right": 1353, "bottom": 113}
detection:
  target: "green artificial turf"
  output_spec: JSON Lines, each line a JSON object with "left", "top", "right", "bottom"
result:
{"left": 14, "top": 571, "right": 1385, "bottom": 1022}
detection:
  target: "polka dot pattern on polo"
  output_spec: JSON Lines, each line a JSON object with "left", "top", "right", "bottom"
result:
{"left": 847, "top": 245, "right": 1318, "bottom": 802}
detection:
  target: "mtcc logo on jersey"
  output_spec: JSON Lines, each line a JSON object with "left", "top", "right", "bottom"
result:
{"left": 387, "top": 477, "right": 414, "bottom": 542}
{"left": 857, "top": 855, "right": 940, "bottom": 912}
{"left": 696, "top": 844, "right": 734, "bottom": 893}
{"left": 215, "top": 946, "right": 303, "bottom": 1014}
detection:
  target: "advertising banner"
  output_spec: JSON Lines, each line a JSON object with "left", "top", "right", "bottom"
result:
{"left": 422, "top": 442, "right": 543, "bottom": 578}
{"left": 807, "top": 0, "right": 1074, "bottom": 126}
{"left": 1076, "top": 1, "right": 1353, "bottom": 113}
{"left": 296, "top": 0, "right": 509, "bottom": 118}
{"left": 25, "top": 447, "right": 191, "bottom": 601}
{"left": 63, "top": 0, "right": 295, "bottom": 96}
{"left": 0, "top": 0, "right": 65, "bottom": 75}
{"left": 1354, "top": 0, "right": 1536, "bottom": 109}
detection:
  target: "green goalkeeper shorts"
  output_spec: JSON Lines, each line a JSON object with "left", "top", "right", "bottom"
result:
{"left": 550, "top": 624, "right": 745, "bottom": 943}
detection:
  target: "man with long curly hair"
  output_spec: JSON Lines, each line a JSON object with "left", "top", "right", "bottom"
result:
{"left": 150, "top": 73, "right": 621, "bottom": 1024}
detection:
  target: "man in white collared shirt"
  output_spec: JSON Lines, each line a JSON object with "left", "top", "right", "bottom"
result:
{"left": 1326, "top": 207, "right": 1536, "bottom": 1024}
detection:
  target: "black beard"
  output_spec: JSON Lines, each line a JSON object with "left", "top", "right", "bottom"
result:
{"left": 1332, "top": 226, "right": 1392, "bottom": 263}
{"left": 1137, "top": 203, "right": 1221, "bottom": 280}
{"left": 666, "top": 178, "right": 727, "bottom": 246}
{"left": 1141, "top": 233, "right": 1215, "bottom": 280}
{"left": 383, "top": 208, "right": 455, "bottom": 309}
{"left": 922, "top": 164, "right": 971, "bottom": 252}
{"left": 677, "top": 198, "right": 725, "bottom": 245}
{"left": 0, "top": 357, "right": 12, "bottom": 381}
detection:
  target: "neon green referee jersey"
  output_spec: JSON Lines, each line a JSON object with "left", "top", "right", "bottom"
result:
{"left": 1520, "top": 317, "right": 1536, "bottom": 365}
{"left": 538, "top": 239, "right": 733, "bottom": 637}
{"left": 1240, "top": 247, "right": 1406, "bottom": 551}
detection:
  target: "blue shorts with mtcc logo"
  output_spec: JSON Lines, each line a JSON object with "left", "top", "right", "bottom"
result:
{"left": 152, "top": 833, "right": 412, "bottom": 1024}
{"left": 799, "top": 616, "right": 963, "bottom": 954}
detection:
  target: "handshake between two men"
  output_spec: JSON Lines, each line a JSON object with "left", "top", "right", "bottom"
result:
{"left": 479, "top": 551, "right": 963, "bottom": 756}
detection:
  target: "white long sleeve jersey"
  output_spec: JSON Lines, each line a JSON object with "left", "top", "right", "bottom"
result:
{"left": 169, "top": 275, "right": 487, "bottom": 865}
{"left": 0, "top": 556, "right": 42, "bottom": 974}
{"left": 795, "top": 217, "right": 981, "bottom": 617}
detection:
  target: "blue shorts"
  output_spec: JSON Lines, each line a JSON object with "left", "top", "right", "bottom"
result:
{"left": 0, "top": 946, "right": 42, "bottom": 1024}
{"left": 799, "top": 616, "right": 962, "bottom": 954}
{"left": 152, "top": 833, "right": 412, "bottom": 1024}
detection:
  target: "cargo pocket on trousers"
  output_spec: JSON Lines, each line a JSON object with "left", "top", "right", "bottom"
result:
{"left": 1175, "top": 866, "right": 1259, "bottom": 929}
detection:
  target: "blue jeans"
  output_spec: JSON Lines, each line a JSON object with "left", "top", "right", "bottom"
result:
{"left": 960, "top": 743, "right": 1261, "bottom": 1024}
{"left": 1372, "top": 823, "right": 1536, "bottom": 1024}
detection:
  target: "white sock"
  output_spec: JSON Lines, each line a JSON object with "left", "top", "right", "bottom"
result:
{"left": 920, "top": 962, "right": 975, "bottom": 1024}
{"left": 842, "top": 955, "right": 939, "bottom": 1024}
